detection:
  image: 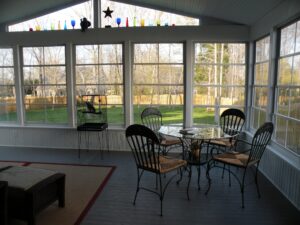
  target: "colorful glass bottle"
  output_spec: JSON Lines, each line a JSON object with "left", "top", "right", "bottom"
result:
{"left": 126, "top": 17, "right": 129, "bottom": 27}
{"left": 64, "top": 20, "right": 67, "bottom": 30}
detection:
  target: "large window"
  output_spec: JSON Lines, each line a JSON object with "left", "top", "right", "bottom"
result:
{"left": 22, "top": 46, "right": 67, "bottom": 124}
{"left": 101, "top": 0, "right": 199, "bottom": 27}
{"left": 9, "top": 1, "right": 93, "bottom": 31}
{"left": 251, "top": 36, "right": 270, "bottom": 129}
{"left": 75, "top": 44, "right": 124, "bottom": 126}
{"left": 275, "top": 21, "right": 300, "bottom": 155}
{"left": 133, "top": 43, "right": 184, "bottom": 124}
{"left": 0, "top": 48, "right": 17, "bottom": 123}
{"left": 193, "top": 43, "right": 246, "bottom": 125}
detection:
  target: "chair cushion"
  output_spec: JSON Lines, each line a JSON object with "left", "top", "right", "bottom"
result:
{"left": 213, "top": 152, "right": 258, "bottom": 167}
{"left": 0, "top": 166, "right": 56, "bottom": 191}
{"left": 160, "top": 136, "right": 181, "bottom": 146}
{"left": 209, "top": 138, "right": 236, "bottom": 148}
{"left": 141, "top": 156, "right": 186, "bottom": 173}
{"left": 158, "top": 156, "right": 186, "bottom": 173}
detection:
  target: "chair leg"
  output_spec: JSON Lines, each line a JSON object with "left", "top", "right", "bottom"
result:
{"left": 133, "top": 169, "right": 142, "bottom": 205}
{"left": 228, "top": 165, "right": 231, "bottom": 187}
{"left": 176, "top": 167, "right": 183, "bottom": 184}
{"left": 241, "top": 169, "right": 247, "bottom": 208}
{"left": 159, "top": 174, "right": 163, "bottom": 216}
{"left": 255, "top": 165, "right": 261, "bottom": 198}
{"left": 77, "top": 131, "right": 81, "bottom": 158}
{"left": 205, "top": 160, "right": 212, "bottom": 195}
{"left": 197, "top": 166, "right": 201, "bottom": 190}
{"left": 186, "top": 165, "right": 192, "bottom": 200}
{"left": 106, "top": 128, "right": 109, "bottom": 152}
{"left": 98, "top": 132, "right": 103, "bottom": 159}
{"left": 221, "top": 163, "right": 225, "bottom": 179}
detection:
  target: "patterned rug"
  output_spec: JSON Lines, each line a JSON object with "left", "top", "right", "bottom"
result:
{"left": 0, "top": 161, "right": 115, "bottom": 225}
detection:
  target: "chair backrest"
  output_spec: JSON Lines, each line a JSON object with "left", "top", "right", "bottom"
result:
{"left": 141, "top": 107, "right": 163, "bottom": 132}
{"left": 248, "top": 122, "right": 274, "bottom": 163}
{"left": 220, "top": 108, "right": 245, "bottom": 136}
{"left": 126, "top": 124, "right": 161, "bottom": 173}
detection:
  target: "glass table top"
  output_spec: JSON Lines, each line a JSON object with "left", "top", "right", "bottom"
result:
{"left": 159, "top": 125, "right": 233, "bottom": 140}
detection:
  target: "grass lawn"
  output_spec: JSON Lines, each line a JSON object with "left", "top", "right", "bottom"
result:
{"left": 0, "top": 105, "right": 216, "bottom": 125}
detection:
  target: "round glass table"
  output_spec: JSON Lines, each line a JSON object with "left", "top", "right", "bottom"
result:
{"left": 159, "top": 125, "right": 236, "bottom": 199}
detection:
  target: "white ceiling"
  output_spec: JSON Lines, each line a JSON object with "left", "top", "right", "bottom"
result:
{"left": 0, "top": 0, "right": 288, "bottom": 26}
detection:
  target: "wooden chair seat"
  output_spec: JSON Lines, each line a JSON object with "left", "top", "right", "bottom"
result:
{"left": 213, "top": 152, "right": 258, "bottom": 167}
{"left": 158, "top": 156, "right": 187, "bottom": 173}
{"left": 209, "top": 138, "right": 236, "bottom": 148}
{"left": 160, "top": 136, "right": 181, "bottom": 147}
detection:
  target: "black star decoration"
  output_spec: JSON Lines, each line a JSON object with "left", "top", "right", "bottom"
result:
{"left": 103, "top": 7, "right": 113, "bottom": 18}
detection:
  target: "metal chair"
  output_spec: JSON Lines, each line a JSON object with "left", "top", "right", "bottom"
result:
{"left": 207, "top": 108, "right": 246, "bottom": 181}
{"left": 209, "top": 108, "right": 245, "bottom": 151}
{"left": 141, "top": 107, "right": 181, "bottom": 155}
{"left": 205, "top": 122, "right": 274, "bottom": 208}
{"left": 126, "top": 124, "right": 187, "bottom": 216}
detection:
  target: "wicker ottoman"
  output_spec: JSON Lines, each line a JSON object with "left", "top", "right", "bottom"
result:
{"left": 0, "top": 166, "right": 65, "bottom": 225}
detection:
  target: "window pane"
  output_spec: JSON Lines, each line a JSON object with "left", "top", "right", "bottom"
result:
{"left": 44, "top": 46, "right": 65, "bottom": 65}
{"left": 99, "top": 45, "right": 123, "bottom": 64}
{"left": 0, "top": 48, "right": 13, "bottom": 66}
{"left": 0, "top": 68, "right": 14, "bottom": 85}
{"left": 292, "top": 55, "right": 300, "bottom": 85}
{"left": 254, "top": 63, "right": 269, "bottom": 85}
{"left": 295, "top": 21, "right": 300, "bottom": 53}
{"left": 220, "top": 87, "right": 244, "bottom": 105}
{"left": 278, "top": 57, "right": 292, "bottom": 85}
{"left": 44, "top": 66, "right": 66, "bottom": 84}
{"left": 101, "top": 0, "right": 198, "bottom": 28}
{"left": 195, "top": 43, "right": 245, "bottom": 64}
{"left": 227, "top": 44, "right": 245, "bottom": 64}
{"left": 159, "top": 44, "right": 183, "bottom": 63}
{"left": 133, "top": 65, "right": 158, "bottom": 84}
{"left": 0, "top": 86, "right": 15, "bottom": 99}
{"left": 76, "top": 45, "right": 98, "bottom": 64}
{"left": 286, "top": 120, "right": 300, "bottom": 154}
{"left": 23, "top": 46, "right": 67, "bottom": 124}
{"left": 133, "top": 43, "right": 183, "bottom": 124}
{"left": 256, "top": 36, "right": 270, "bottom": 62}
{"left": 99, "top": 65, "right": 123, "bottom": 84}
{"left": 193, "top": 86, "right": 216, "bottom": 105}
{"left": 9, "top": 1, "right": 93, "bottom": 31}
{"left": 254, "top": 87, "right": 268, "bottom": 108}
{"left": 194, "top": 65, "right": 218, "bottom": 85}
{"left": 75, "top": 44, "right": 124, "bottom": 126}
{"left": 133, "top": 85, "right": 159, "bottom": 105}
{"left": 280, "top": 23, "right": 296, "bottom": 56}
{"left": 194, "top": 43, "right": 246, "bottom": 125}
{"left": 76, "top": 65, "right": 98, "bottom": 84}
{"left": 251, "top": 108, "right": 266, "bottom": 130}
{"left": 193, "top": 107, "right": 217, "bottom": 125}
{"left": 277, "top": 88, "right": 289, "bottom": 116}
{"left": 25, "top": 104, "right": 67, "bottom": 123}
{"left": 0, "top": 104, "right": 17, "bottom": 122}
{"left": 107, "top": 105, "right": 124, "bottom": 125}
{"left": 275, "top": 116, "right": 287, "bottom": 146}
{"left": 23, "top": 67, "right": 42, "bottom": 85}
{"left": 221, "top": 65, "right": 245, "bottom": 85}
{"left": 290, "top": 88, "right": 300, "bottom": 119}
{"left": 23, "top": 47, "right": 43, "bottom": 65}
{"left": 158, "top": 65, "right": 183, "bottom": 84}
{"left": 134, "top": 44, "right": 158, "bottom": 63}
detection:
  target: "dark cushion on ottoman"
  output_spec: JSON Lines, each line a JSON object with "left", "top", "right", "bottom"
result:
{"left": 0, "top": 166, "right": 65, "bottom": 225}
